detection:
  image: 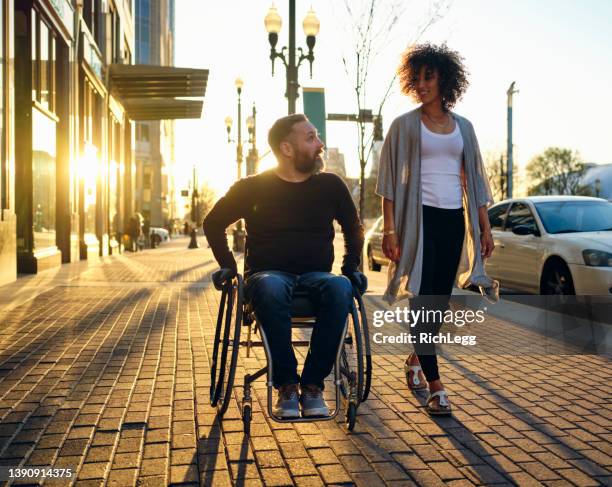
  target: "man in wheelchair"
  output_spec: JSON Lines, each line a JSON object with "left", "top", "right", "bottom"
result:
{"left": 204, "top": 114, "right": 366, "bottom": 418}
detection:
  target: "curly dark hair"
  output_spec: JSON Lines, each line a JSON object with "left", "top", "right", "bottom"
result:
{"left": 397, "top": 43, "right": 469, "bottom": 111}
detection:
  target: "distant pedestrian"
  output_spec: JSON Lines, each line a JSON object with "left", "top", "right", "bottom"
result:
{"left": 376, "top": 43, "right": 498, "bottom": 416}
{"left": 143, "top": 219, "right": 151, "bottom": 248}
{"left": 129, "top": 214, "right": 143, "bottom": 252}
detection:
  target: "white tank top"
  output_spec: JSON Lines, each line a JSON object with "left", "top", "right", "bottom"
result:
{"left": 420, "top": 120, "right": 464, "bottom": 209}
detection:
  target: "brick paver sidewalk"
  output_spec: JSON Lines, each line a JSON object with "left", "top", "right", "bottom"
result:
{"left": 0, "top": 237, "right": 610, "bottom": 486}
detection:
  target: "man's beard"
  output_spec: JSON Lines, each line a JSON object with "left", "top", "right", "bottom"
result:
{"left": 293, "top": 151, "right": 322, "bottom": 174}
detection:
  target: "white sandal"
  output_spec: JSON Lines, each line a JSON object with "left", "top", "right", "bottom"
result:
{"left": 404, "top": 356, "right": 428, "bottom": 390}
{"left": 426, "top": 390, "right": 452, "bottom": 416}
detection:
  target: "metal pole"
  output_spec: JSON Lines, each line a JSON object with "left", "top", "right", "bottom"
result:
{"left": 287, "top": 0, "right": 297, "bottom": 114}
{"left": 237, "top": 91, "right": 243, "bottom": 179}
{"left": 234, "top": 89, "right": 245, "bottom": 251}
{"left": 247, "top": 104, "right": 259, "bottom": 176}
{"left": 500, "top": 155, "right": 505, "bottom": 200}
{"left": 506, "top": 81, "right": 518, "bottom": 199}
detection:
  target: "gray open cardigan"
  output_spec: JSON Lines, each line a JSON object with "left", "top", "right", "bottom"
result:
{"left": 376, "top": 107, "right": 498, "bottom": 304}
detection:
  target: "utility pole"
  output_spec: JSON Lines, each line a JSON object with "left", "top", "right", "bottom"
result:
{"left": 500, "top": 155, "right": 506, "bottom": 200}
{"left": 506, "top": 82, "right": 519, "bottom": 198}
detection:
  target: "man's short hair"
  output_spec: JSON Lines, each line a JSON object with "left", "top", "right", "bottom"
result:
{"left": 268, "top": 114, "right": 308, "bottom": 156}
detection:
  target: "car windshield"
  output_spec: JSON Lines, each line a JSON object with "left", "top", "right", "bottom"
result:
{"left": 534, "top": 200, "right": 612, "bottom": 234}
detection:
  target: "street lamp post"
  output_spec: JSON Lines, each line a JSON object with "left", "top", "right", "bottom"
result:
{"left": 264, "top": 2, "right": 320, "bottom": 114}
{"left": 225, "top": 78, "right": 247, "bottom": 252}
{"left": 246, "top": 104, "right": 259, "bottom": 176}
{"left": 506, "top": 81, "right": 519, "bottom": 199}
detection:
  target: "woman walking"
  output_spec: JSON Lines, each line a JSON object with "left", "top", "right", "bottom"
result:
{"left": 376, "top": 44, "right": 498, "bottom": 415}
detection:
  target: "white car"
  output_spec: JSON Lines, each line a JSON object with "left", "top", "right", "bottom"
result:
{"left": 150, "top": 227, "right": 170, "bottom": 246}
{"left": 486, "top": 196, "right": 612, "bottom": 295}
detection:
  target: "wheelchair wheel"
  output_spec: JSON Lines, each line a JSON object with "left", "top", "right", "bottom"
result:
{"left": 346, "top": 401, "right": 357, "bottom": 431}
{"left": 340, "top": 294, "right": 372, "bottom": 404}
{"left": 210, "top": 275, "right": 243, "bottom": 416}
{"left": 354, "top": 292, "right": 372, "bottom": 402}
{"left": 340, "top": 304, "right": 364, "bottom": 402}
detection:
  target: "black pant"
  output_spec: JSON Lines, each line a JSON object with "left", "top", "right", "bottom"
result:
{"left": 409, "top": 205, "right": 465, "bottom": 382}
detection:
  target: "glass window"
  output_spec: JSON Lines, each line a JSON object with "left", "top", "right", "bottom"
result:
{"left": 0, "top": 3, "right": 4, "bottom": 211}
{"left": 39, "top": 20, "right": 49, "bottom": 109}
{"left": 506, "top": 202, "right": 538, "bottom": 233}
{"left": 136, "top": 0, "right": 151, "bottom": 63}
{"left": 143, "top": 171, "right": 152, "bottom": 189}
{"left": 49, "top": 35, "right": 56, "bottom": 112}
{"left": 32, "top": 108, "right": 57, "bottom": 249}
{"left": 535, "top": 201, "right": 612, "bottom": 234}
{"left": 488, "top": 203, "right": 510, "bottom": 230}
{"left": 82, "top": 142, "right": 98, "bottom": 235}
{"left": 31, "top": 12, "right": 38, "bottom": 101}
{"left": 141, "top": 124, "right": 149, "bottom": 141}
{"left": 82, "top": 81, "right": 100, "bottom": 235}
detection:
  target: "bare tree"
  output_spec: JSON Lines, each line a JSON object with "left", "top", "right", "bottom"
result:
{"left": 339, "top": 0, "right": 451, "bottom": 220}
{"left": 484, "top": 150, "right": 507, "bottom": 201}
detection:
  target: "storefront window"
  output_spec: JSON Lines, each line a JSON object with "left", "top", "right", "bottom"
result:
{"left": 82, "top": 142, "right": 98, "bottom": 235}
{"left": 49, "top": 36, "right": 56, "bottom": 111}
{"left": 39, "top": 21, "right": 49, "bottom": 109}
{"left": 0, "top": 3, "right": 4, "bottom": 211}
{"left": 32, "top": 109, "right": 56, "bottom": 249}
{"left": 31, "top": 12, "right": 37, "bottom": 101}
{"left": 109, "top": 118, "right": 120, "bottom": 240}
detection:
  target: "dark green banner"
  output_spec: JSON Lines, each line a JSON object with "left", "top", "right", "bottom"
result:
{"left": 302, "top": 87, "right": 326, "bottom": 145}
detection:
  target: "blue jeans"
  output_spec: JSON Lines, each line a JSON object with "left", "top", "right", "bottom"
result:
{"left": 245, "top": 271, "right": 353, "bottom": 389}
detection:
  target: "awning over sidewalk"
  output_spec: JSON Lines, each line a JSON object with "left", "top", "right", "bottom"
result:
{"left": 121, "top": 98, "right": 204, "bottom": 120}
{"left": 109, "top": 64, "right": 208, "bottom": 120}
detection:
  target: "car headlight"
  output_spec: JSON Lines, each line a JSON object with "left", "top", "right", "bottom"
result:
{"left": 582, "top": 249, "right": 612, "bottom": 267}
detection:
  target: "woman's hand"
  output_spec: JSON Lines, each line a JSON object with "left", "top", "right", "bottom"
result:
{"left": 382, "top": 233, "right": 401, "bottom": 263}
{"left": 480, "top": 230, "right": 495, "bottom": 259}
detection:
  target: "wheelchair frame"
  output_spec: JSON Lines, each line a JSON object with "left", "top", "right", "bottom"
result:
{"left": 210, "top": 273, "right": 371, "bottom": 435}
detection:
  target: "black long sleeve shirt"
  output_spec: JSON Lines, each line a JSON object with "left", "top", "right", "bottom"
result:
{"left": 203, "top": 170, "right": 364, "bottom": 277}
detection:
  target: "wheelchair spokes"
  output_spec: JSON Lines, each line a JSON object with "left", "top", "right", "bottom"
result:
{"left": 339, "top": 292, "right": 372, "bottom": 405}
{"left": 210, "top": 276, "right": 243, "bottom": 417}
{"left": 354, "top": 291, "right": 372, "bottom": 402}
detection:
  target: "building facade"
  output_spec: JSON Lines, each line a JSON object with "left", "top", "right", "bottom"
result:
{"left": 0, "top": 2, "right": 16, "bottom": 286}
{"left": 134, "top": 0, "right": 175, "bottom": 228}
{"left": 0, "top": 0, "right": 207, "bottom": 285}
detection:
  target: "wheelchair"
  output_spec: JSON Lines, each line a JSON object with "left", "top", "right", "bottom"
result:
{"left": 209, "top": 272, "right": 372, "bottom": 435}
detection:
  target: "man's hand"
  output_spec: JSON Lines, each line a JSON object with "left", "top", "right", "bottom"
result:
{"left": 343, "top": 270, "right": 368, "bottom": 295}
{"left": 480, "top": 230, "right": 495, "bottom": 259}
{"left": 212, "top": 268, "right": 237, "bottom": 290}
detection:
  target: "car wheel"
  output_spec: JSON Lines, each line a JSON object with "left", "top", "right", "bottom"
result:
{"left": 152, "top": 234, "right": 162, "bottom": 247}
{"left": 368, "top": 247, "right": 381, "bottom": 272}
{"left": 541, "top": 261, "right": 575, "bottom": 295}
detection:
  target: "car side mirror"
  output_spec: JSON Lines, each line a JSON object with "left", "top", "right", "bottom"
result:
{"left": 512, "top": 225, "right": 539, "bottom": 236}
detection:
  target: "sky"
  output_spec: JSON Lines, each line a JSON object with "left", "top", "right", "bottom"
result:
{"left": 173, "top": 0, "right": 612, "bottom": 198}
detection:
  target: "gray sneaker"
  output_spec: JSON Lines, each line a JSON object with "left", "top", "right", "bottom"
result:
{"left": 272, "top": 383, "right": 299, "bottom": 418}
{"left": 300, "top": 384, "right": 330, "bottom": 417}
